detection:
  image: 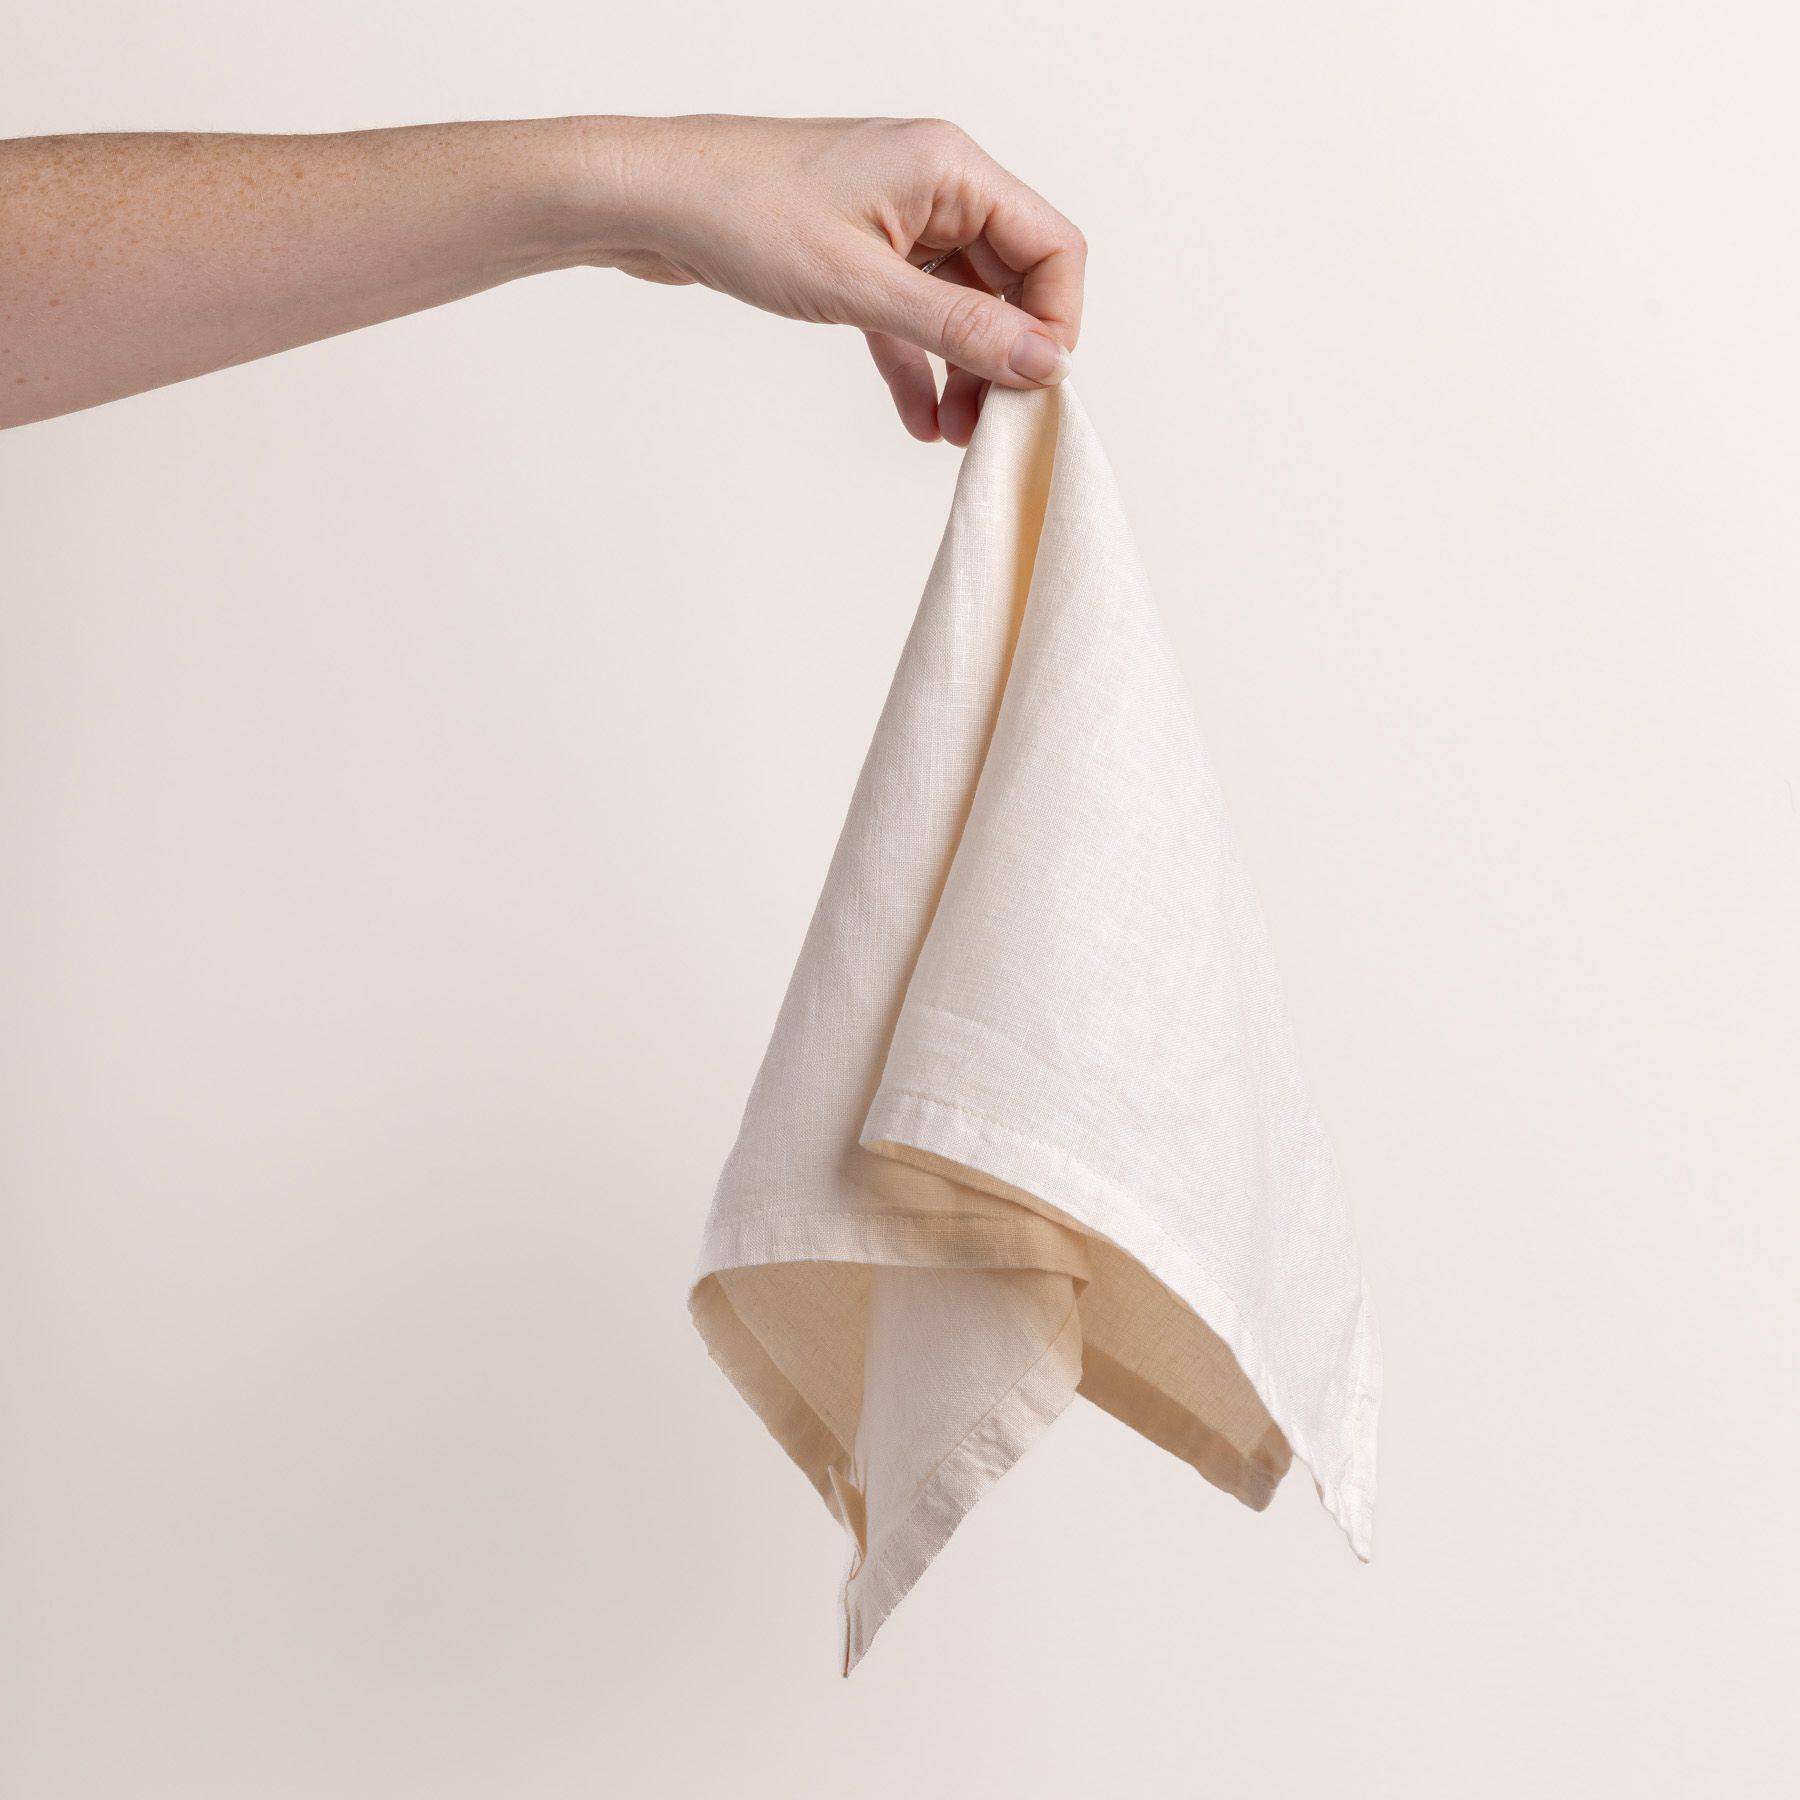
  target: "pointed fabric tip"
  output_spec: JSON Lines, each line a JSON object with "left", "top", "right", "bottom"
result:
{"left": 689, "top": 383, "right": 1380, "bottom": 1669}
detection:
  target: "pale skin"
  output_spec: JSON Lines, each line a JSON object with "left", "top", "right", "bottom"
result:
{"left": 0, "top": 114, "right": 1084, "bottom": 441}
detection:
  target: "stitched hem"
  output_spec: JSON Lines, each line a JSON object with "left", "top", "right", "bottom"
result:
{"left": 861, "top": 1084, "right": 1381, "bottom": 1561}
{"left": 691, "top": 1203, "right": 1093, "bottom": 1288}
{"left": 837, "top": 1291, "right": 1083, "bottom": 1675}
{"left": 1078, "top": 1343, "right": 1291, "bottom": 1513}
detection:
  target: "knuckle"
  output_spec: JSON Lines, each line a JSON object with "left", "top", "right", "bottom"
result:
{"left": 938, "top": 289, "right": 997, "bottom": 363}
{"left": 907, "top": 115, "right": 968, "bottom": 151}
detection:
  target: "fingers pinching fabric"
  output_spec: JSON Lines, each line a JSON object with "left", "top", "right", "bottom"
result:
{"left": 688, "top": 383, "right": 1381, "bottom": 1673}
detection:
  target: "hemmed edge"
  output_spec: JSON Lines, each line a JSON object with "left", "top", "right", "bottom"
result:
{"left": 862, "top": 1084, "right": 1382, "bottom": 1565}
{"left": 838, "top": 1290, "right": 1083, "bottom": 1675}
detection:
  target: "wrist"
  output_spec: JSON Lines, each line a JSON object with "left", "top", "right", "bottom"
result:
{"left": 441, "top": 116, "right": 667, "bottom": 277}
{"left": 545, "top": 114, "right": 687, "bottom": 269}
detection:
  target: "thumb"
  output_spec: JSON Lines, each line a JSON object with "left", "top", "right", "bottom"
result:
{"left": 847, "top": 252, "right": 1072, "bottom": 389}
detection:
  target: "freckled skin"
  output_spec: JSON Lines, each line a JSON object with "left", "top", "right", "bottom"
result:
{"left": 0, "top": 121, "right": 615, "bottom": 428}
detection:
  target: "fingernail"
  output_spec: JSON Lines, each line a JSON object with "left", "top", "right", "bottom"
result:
{"left": 1008, "top": 332, "right": 1071, "bottom": 385}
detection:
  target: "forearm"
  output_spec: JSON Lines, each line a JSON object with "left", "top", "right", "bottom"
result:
{"left": 0, "top": 119, "right": 633, "bottom": 428}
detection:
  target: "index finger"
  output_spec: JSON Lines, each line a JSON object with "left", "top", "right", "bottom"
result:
{"left": 971, "top": 166, "right": 1087, "bottom": 352}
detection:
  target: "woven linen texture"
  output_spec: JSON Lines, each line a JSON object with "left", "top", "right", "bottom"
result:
{"left": 690, "top": 382, "right": 1381, "bottom": 1672}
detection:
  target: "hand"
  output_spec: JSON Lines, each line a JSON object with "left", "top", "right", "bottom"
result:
{"left": 588, "top": 115, "right": 1086, "bottom": 447}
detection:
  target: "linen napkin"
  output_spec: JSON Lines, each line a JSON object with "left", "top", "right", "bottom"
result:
{"left": 689, "top": 381, "right": 1380, "bottom": 1672}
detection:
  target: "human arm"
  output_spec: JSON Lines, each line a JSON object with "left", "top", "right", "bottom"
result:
{"left": 0, "top": 115, "right": 1083, "bottom": 440}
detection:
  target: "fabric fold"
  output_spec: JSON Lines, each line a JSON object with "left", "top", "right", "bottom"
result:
{"left": 689, "top": 382, "right": 1380, "bottom": 1671}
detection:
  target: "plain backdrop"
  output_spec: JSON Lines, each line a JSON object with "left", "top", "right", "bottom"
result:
{"left": 3, "top": 5, "right": 1796, "bottom": 1796}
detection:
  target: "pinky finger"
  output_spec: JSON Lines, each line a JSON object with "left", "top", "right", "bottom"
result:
{"left": 864, "top": 331, "right": 942, "bottom": 442}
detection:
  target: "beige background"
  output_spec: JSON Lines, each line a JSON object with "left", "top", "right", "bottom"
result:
{"left": 4, "top": 4, "right": 1797, "bottom": 1795}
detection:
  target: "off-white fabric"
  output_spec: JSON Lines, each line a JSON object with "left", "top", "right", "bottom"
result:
{"left": 689, "top": 382, "right": 1381, "bottom": 1672}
